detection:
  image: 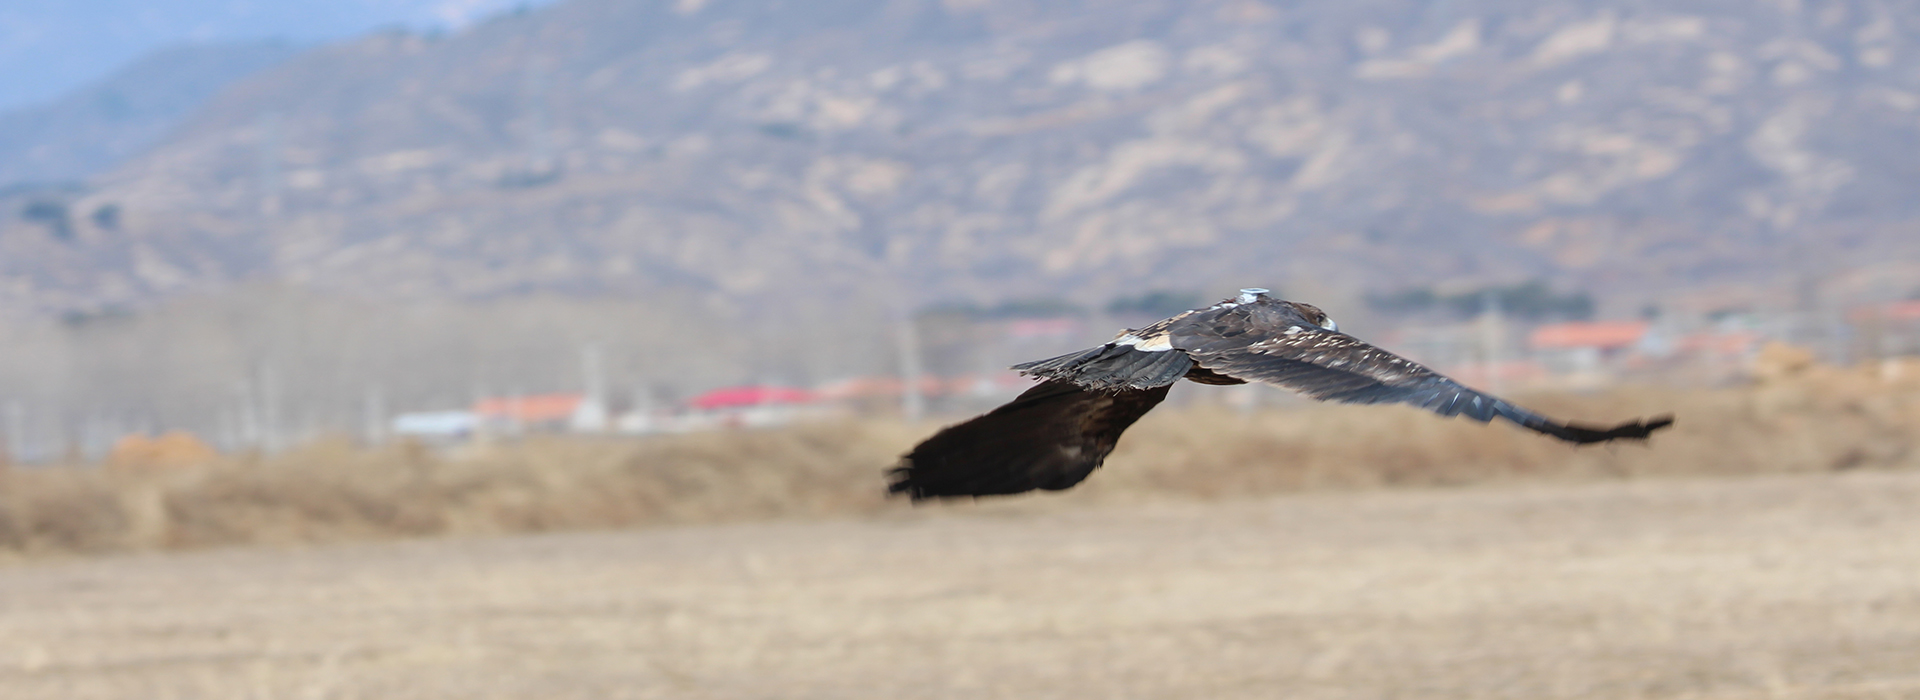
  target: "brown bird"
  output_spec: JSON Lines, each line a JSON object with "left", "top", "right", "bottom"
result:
{"left": 888, "top": 288, "right": 1673, "bottom": 500}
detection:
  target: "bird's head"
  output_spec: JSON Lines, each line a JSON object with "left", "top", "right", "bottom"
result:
{"left": 1284, "top": 301, "right": 1338, "bottom": 332}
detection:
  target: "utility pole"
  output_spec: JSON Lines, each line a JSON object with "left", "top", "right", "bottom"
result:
{"left": 258, "top": 362, "right": 281, "bottom": 453}
{"left": 894, "top": 310, "right": 925, "bottom": 422}
{"left": 1480, "top": 290, "right": 1504, "bottom": 393}
{"left": 576, "top": 344, "right": 608, "bottom": 432}
{"left": 363, "top": 385, "right": 387, "bottom": 446}
{"left": 237, "top": 379, "right": 260, "bottom": 451}
{"left": 629, "top": 385, "right": 654, "bottom": 434}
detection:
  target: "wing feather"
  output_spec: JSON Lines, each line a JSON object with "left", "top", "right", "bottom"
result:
{"left": 887, "top": 380, "right": 1171, "bottom": 500}
{"left": 1011, "top": 343, "right": 1193, "bottom": 391}
{"left": 1175, "top": 314, "right": 1672, "bottom": 444}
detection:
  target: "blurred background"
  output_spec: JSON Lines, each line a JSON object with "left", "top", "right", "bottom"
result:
{"left": 3, "top": 0, "right": 1918, "bottom": 462}
{"left": 7, "top": 3, "right": 1920, "bottom": 697}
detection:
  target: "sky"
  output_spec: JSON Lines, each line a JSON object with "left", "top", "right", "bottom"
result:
{"left": 0, "top": 0, "right": 557, "bottom": 112}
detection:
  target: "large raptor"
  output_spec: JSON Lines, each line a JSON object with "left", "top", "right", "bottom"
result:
{"left": 888, "top": 288, "right": 1673, "bottom": 500}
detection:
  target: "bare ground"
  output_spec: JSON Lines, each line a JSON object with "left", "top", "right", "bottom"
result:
{"left": 4, "top": 469, "right": 1920, "bottom": 699}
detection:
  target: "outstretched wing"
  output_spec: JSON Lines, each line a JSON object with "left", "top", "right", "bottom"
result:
{"left": 887, "top": 380, "right": 1172, "bottom": 500}
{"left": 1010, "top": 341, "right": 1194, "bottom": 391}
{"left": 1173, "top": 313, "right": 1672, "bottom": 444}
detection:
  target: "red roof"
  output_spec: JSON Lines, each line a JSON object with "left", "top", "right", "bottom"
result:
{"left": 1849, "top": 300, "right": 1920, "bottom": 323}
{"left": 1529, "top": 321, "right": 1650, "bottom": 350}
{"left": 688, "top": 386, "right": 816, "bottom": 410}
{"left": 473, "top": 393, "right": 583, "bottom": 422}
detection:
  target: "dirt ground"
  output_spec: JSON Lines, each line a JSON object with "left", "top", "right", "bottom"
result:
{"left": 3, "top": 470, "right": 1920, "bottom": 700}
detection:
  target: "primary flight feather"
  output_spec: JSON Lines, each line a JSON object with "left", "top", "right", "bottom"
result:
{"left": 888, "top": 288, "right": 1674, "bottom": 501}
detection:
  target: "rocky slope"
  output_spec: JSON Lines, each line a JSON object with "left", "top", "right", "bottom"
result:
{"left": 7, "top": 0, "right": 1920, "bottom": 316}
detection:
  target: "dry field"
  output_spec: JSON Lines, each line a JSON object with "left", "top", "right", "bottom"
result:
{"left": 1, "top": 351, "right": 1916, "bottom": 558}
{"left": 3, "top": 469, "right": 1920, "bottom": 699}
{"left": 0, "top": 351, "right": 1916, "bottom": 698}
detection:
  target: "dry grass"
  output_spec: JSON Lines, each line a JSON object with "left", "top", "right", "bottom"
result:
{"left": 2, "top": 358, "right": 1917, "bottom": 559}
{"left": 0, "top": 423, "right": 919, "bottom": 558}
{"left": 5, "top": 470, "right": 1920, "bottom": 699}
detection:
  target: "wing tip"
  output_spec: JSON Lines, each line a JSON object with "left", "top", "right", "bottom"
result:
{"left": 1620, "top": 412, "right": 1675, "bottom": 439}
{"left": 1565, "top": 412, "right": 1676, "bottom": 444}
{"left": 884, "top": 463, "right": 933, "bottom": 502}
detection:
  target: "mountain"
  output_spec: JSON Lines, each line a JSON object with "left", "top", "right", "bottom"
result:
{"left": 0, "top": 0, "right": 553, "bottom": 113}
{"left": 0, "top": 41, "right": 302, "bottom": 187}
{"left": 9, "top": 0, "right": 1920, "bottom": 318}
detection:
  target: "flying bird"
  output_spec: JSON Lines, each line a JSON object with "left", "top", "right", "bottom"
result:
{"left": 888, "top": 288, "right": 1673, "bottom": 500}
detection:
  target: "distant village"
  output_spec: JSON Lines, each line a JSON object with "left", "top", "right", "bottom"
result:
{"left": 378, "top": 297, "right": 1920, "bottom": 442}
{"left": 8, "top": 292, "right": 1917, "bottom": 468}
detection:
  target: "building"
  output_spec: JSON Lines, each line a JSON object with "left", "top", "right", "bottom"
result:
{"left": 472, "top": 393, "right": 592, "bottom": 434}
{"left": 1528, "top": 321, "right": 1652, "bottom": 377}
{"left": 679, "top": 385, "right": 823, "bottom": 429}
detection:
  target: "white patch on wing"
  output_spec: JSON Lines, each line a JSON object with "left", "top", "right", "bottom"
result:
{"left": 1283, "top": 326, "right": 1304, "bottom": 335}
{"left": 1113, "top": 333, "right": 1176, "bottom": 351}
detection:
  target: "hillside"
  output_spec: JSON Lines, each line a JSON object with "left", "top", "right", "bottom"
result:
{"left": 8, "top": 0, "right": 1920, "bottom": 316}
{"left": 0, "top": 41, "right": 300, "bottom": 188}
